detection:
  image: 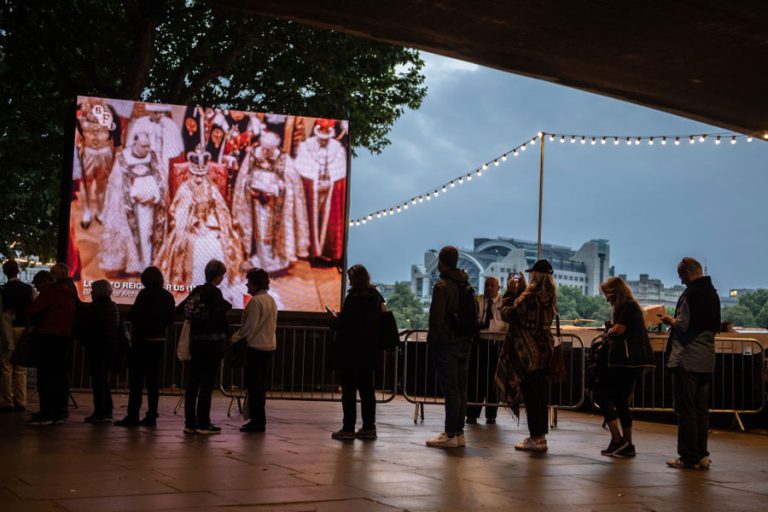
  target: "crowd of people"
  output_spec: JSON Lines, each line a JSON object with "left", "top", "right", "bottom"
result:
{"left": 0, "top": 251, "right": 720, "bottom": 470}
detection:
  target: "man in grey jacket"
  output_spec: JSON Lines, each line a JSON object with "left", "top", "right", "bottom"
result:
{"left": 661, "top": 257, "right": 720, "bottom": 470}
{"left": 426, "top": 246, "right": 475, "bottom": 448}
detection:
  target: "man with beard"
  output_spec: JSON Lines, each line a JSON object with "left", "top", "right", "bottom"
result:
{"left": 126, "top": 103, "right": 184, "bottom": 184}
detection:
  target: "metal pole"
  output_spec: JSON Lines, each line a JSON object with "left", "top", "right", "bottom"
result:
{"left": 537, "top": 132, "right": 545, "bottom": 259}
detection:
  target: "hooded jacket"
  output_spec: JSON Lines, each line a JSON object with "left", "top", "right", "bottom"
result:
{"left": 26, "top": 281, "right": 77, "bottom": 338}
{"left": 427, "top": 267, "right": 472, "bottom": 344}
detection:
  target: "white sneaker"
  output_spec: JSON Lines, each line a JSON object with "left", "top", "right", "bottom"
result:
{"left": 426, "top": 432, "right": 461, "bottom": 448}
{"left": 514, "top": 437, "right": 548, "bottom": 452}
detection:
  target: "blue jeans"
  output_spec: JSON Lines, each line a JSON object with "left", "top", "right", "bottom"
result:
{"left": 429, "top": 341, "right": 471, "bottom": 436}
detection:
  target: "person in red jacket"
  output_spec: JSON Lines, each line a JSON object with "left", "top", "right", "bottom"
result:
{"left": 25, "top": 270, "right": 77, "bottom": 425}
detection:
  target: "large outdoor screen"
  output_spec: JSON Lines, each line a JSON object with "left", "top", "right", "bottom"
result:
{"left": 67, "top": 96, "right": 349, "bottom": 312}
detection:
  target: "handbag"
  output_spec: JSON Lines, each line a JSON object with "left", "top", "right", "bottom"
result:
{"left": 176, "top": 320, "right": 191, "bottom": 361}
{"left": 10, "top": 328, "right": 39, "bottom": 368}
{"left": 378, "top": 310, "right": 400, "bottom": 350}
{"left": 547, "top": 314, "right": 566, "bottom": 384}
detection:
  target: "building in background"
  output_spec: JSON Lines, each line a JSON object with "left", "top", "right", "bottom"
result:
{"left": 411, "top": 237, "right": 610, "bottom": 301}
{"left": 619, "top": 273, "right": 684, "bottom": 307}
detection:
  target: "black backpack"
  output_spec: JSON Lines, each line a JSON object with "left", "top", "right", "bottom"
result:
{"left": 450, "top": 280, "right": 480, "bottom": 337}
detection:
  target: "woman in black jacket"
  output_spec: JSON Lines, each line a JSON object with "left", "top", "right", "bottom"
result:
{"left": 597, "top": 277, "right": 654, "bottom": 458}
{"left": 115, "top": 267, "right": 175, "bottom": 428}
{"left": 330, "top": 264, "right": 385, "bottom": 441}
{"left": 178, "top": 259, "right": 231, "bottom": 435}
{"left": 80, "top": 279, "right": 119, "bottom": 423}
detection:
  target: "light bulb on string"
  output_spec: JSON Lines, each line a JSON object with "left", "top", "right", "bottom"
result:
{"left": 396, "top": 206, "right": 401, "bottom": 212}
{"left": 689, "top": 136, "right": 695, "bottom": 144}
{"left": 549, "top": 135, "right": 555, "bottom": 141}
{"left": 649, "top": 137, "right": 654, "bottom": 145}
{"left": 433, "top": 190, "right": 438, "bottom": 197}
{"left": 482, "top": 163, "right": 488, "bottom": 170}
{"left": 601, "top": 137, "right": 606, "bottom": 144}
{"left": 747, "top": 136, "right": 753, "bottom": 142}
{"left": 442, "top": 185, "right": 447, "bottom": 192}
{"left": 450, "top": 181, "right": 455, "bottom": 188}
{"left": 591, "top": 137, "right": 596, "bottom": 145}
{"left": 390, "top": 208, "right": 394, "bottom": 215}
{"left": 426, "top": 193, "right": 431, "bottom": 200}
{"left": 494, "top": 160, "right": 499, "bottom": 166}
{"left": 501, "top": 154, "right": 507, "bottom": 161}
{"left": 626, "top": 137, "right": 632, "bottom": 145}
{"left": 661, "top": 136, "right": 667, "bottom": 145}
{"left": 476, "top": 169, "right": 482, "bottom": 176}
{"left": 513, "top": 150, "right": 518, "bottom": 156}
{"left": 635, "top": 137, "right": 641, "bottom": 145}
{"left": 715, "top": 136, "right": 721, "bottom": 144}
{"left": 458, "top": 177, "right": 463, "bottom": 184}
{"left": 411, "top": 198, "right": 417, "bottom": 205}
{"left": 376, "top": 212, "right": 381, "bottom": 218}
{"left": 570, "top": 136, "right": 576, "bottom": 144}
{"left": 529, "top": 138, "right": 536, "bottom": 145}
{"left": 731, "top": 136, "right": 737, "bottom": 144}
{"left": 699, "top": 135, "right": 706, "bottom": 142}
{"left": 675, "top": 137, "right": 680, "bottom": 145}
{"left": 580, "top": 136, "right": 586, "bottom": 144}
{"left": 613, "top": 137, "right": 619, "bottom": 145}
{"left": 367, "top": 214, "right": 373, "bottom": 220}
{"left": 560, "top": 136, "right": 565, "bottom": 143}
{"left": 403, "top": 203, "right": 409, "bottom": 210}
{"left": 466, "top": 173, "right": 472, "bottom": 181}
{"left": 418, "top": 196, "right": 423, "bottom": 203}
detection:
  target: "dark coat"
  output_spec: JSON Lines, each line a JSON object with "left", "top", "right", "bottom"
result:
{"left": 330, "top": 287, "right": 384, "bottom": 372}
{"left": 128, "top": 287, "right": 176, "bottom": 341}
{"left": 178, "top": 283, "right": 231, "bottom": 340}
{"left": 604, "top": 300, "right": 654, "bottom": 369}
{"left": 78, "top": 297, "right": 120, "bottom": 354}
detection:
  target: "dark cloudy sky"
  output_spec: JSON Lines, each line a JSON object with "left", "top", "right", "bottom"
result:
{"left": 347, "top": 52, "right": 767, "bottom": 293}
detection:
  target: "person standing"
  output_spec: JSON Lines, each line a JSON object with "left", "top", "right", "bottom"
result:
{"left": 231, "top": 268, "right": 277, "bottom": 433}
{"left": 597, "top": 277, "right": 654, "bottom": 458}
{"left": 329, "top": 264, "right": 385, "bottom": 441}
{"left": 661, "top": 257, "right": 720, "bottom": 470}
{"left": 466, "top": 276, "right": 505, "bottom": 425}
{"left": 1, "top": 260, "right": 34, "bottom": 412}
{"left": 25, "top": 271, "right": 77, "bottom": 425}
{"left": 496, "top": 259, "right": 558, "bottom": 452}
{"left": 179, "top": 260, "right": 232, "bottom": 435}
{"left": 78, "top": 280, "right": 119, "bottom": 422}
{"left": 115, "top": 267, "right": 175, "bottom": 427}
{"left": 426, "top": 246, "right": 476, "bottom": 448}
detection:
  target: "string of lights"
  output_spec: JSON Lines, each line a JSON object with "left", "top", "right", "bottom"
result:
{"left": 348, "top": 130, "right": 762, "bottom": 227}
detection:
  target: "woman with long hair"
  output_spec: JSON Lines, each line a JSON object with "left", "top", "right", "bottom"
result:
{"left": 597, "top": 276, "right": 654, "bottom": 458}
{"left": 329, "top": 264, "right": 385, "bottom": 440}
{"left": 496, "top": 259, "right": 557, "bottom": 452}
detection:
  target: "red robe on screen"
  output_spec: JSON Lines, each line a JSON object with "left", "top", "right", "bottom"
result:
{"left": 292, "top": 122, "right": 347, "bottom": 263}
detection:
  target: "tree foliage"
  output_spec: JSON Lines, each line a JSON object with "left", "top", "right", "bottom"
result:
{"left": 0, "top": 0, "right": 426, "bottom": 259}
{"left": 557, "top": 285, "right": 611, "bottom": 326}
{"left": 386, "top": 282, "right": 427, "bottom": 329}
{"left": 721, "top": 289, "right": 768, "bottom": 328}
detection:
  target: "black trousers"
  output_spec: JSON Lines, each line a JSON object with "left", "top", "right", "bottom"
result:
{"left": 126, "top": 341, "right": 164, "bottom": 419}
{"left": 521, "top": 369, "right": 549, "bottom": 437}
{"left": 36, "top": 335, "right": 71, "bottom": 419}
{"left": 466, "top": 340, "right": 499, "bottom": 420}
{"left": 86, "top": 347, "right": 113, "bottom": 417}
{"left": 596, "top": 367, "right": 639, "bottom": 428}
{"left": 245, "top": 348, "right": 273, "bottom": 426}
{"left": 340, "top": 368, "right": 376, "bottom": 431}
{"left": 672, "top": 367, "right": 712, "bottom": 464}
{"left": 184, "top": 339, "right": 224, "bottom": 428}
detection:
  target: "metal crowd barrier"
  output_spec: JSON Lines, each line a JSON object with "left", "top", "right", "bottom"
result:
{"left": 589, "top": 334, "right": 766, "bottom": 430}
{"left": 218, "top": 325, "right": 398, "bottom": 416}
{"left": 69, "top": 322, "right": 398, "bottom": 417}
{"left": 401, "top": 329, "right": 586, "bottom": 425}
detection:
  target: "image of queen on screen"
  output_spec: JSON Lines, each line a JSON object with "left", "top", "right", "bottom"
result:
{"left": 68, "top": 96, "right": 349, "bottom": 312}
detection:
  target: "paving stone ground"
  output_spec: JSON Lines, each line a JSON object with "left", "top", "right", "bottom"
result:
{"left": 1, "top": 392, "right": 767, "bottom": 511}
